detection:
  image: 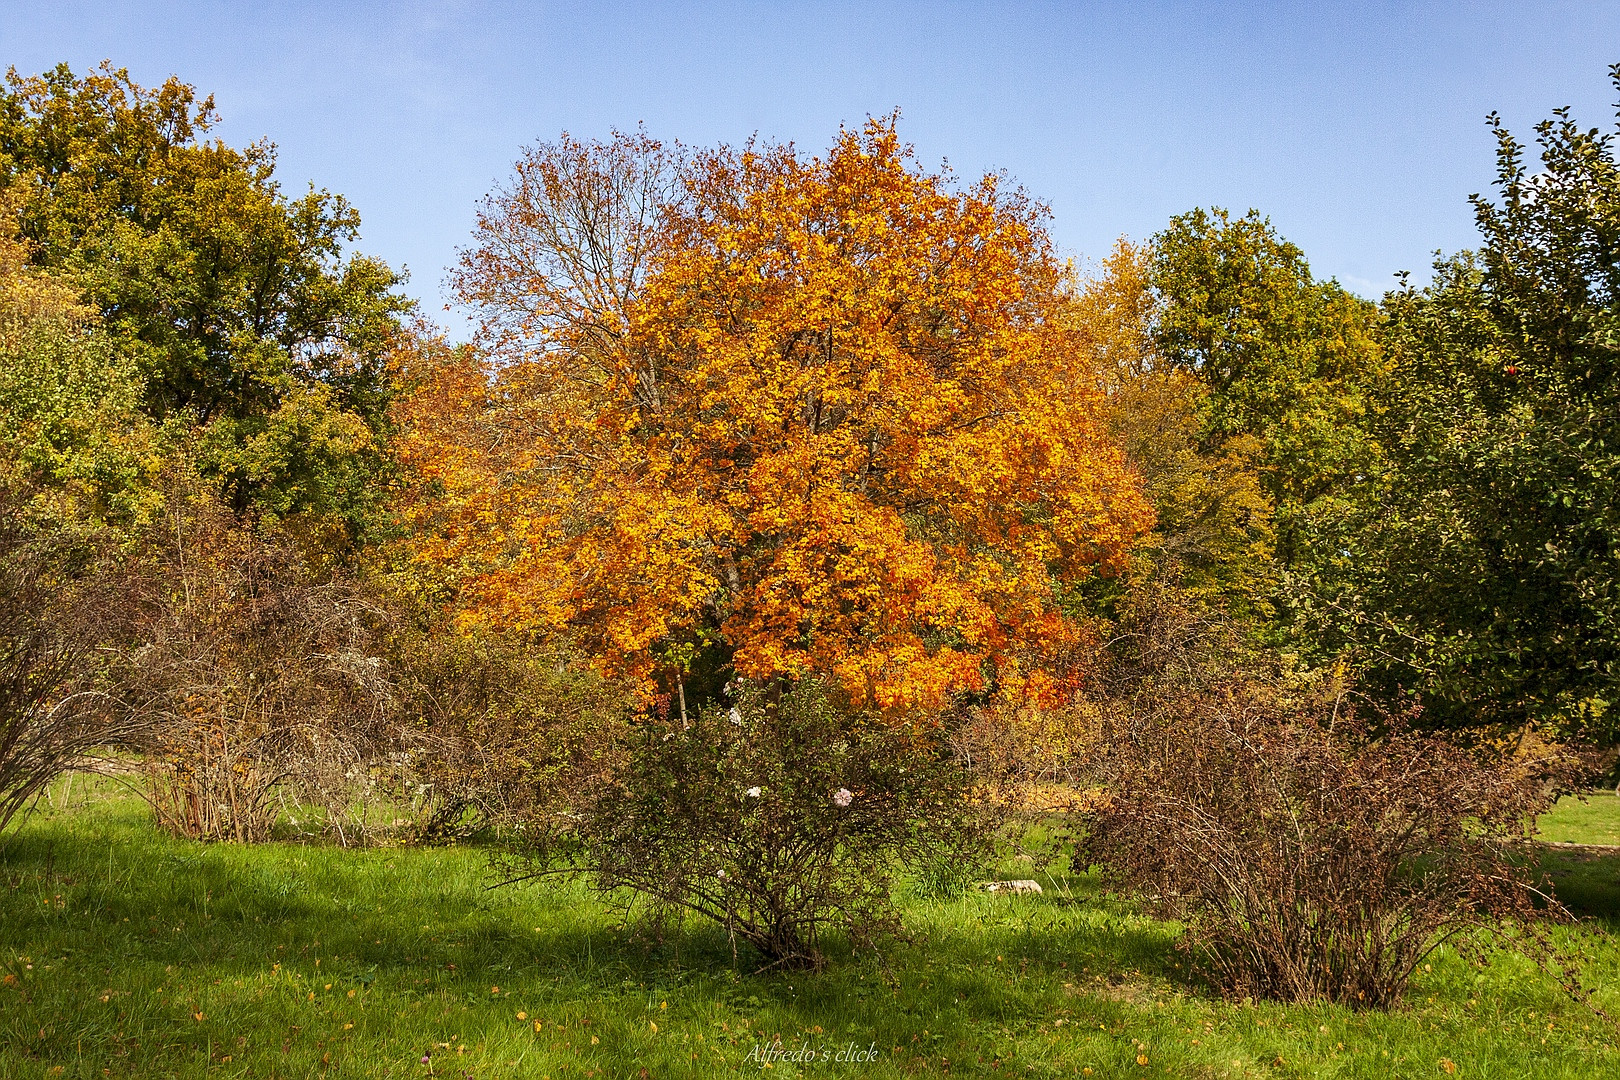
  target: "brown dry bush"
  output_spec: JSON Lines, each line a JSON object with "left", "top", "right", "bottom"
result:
{"left": 1079, "top": 590, "right": 1577, "bottom": 1008}
{"left": 117, "top": 498, "right": 396, "bottom": 843}
{"left": 952, "top": 695, "right": 1102, "bottom": 817}
{"left": 385, "top": 622, "right": 630, "bottom": 841}
{"left": 0, "top": 483, "right": 131, "bottom": 833}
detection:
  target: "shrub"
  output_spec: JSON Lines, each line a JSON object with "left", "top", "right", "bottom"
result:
{"left": 0, "top": 484, "right": 129, "bottom": 833}
{"left": 505, "top": 679, "right": 991, "bottom": 970}
{"left": 387, "top": 624, "right": 630, "bottom": 841}
{"left": 1080, "top": 590, "right": 1576, "bottom": 1007}
{"left": 117, "top": 497, "right": 396, "bottom": 843}
{"left": 951, "top": 694, "right": 1100, "bottom": 816}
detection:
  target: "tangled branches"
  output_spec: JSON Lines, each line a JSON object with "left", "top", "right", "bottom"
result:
{"left": 1081, "top": 591, "right": 1580, "bottom": 1007}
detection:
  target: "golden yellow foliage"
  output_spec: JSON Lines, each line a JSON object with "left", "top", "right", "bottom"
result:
{"left": 397, "top": 119, "right": 1153, "bottom": 711}
{"left": 1072, "top": 241, "right": 1275, "bottom": 614}
{"left": 0, "top": 202, "right": 93, "bottom": 352}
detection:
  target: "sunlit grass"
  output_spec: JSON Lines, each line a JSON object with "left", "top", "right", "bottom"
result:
{"left": 2, "top": 775, "right": 1619, "bottom": 1077}
{"left": 1540, "top": 790, "right": 1620, "bottom": 847}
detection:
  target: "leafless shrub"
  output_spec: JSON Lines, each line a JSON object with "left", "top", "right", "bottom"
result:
{"left": 117, "top": 497, "right": 396, "bottom": 843}
{"left": 0, "top": 484, "right": 130, "bottom": 833}
{"left": 384, "top": 623, "right": 630, "bottom": 840}
{"left": 1080, "top": 588, "right": 1581, "bottom": 1008}
{"left": 951, "top": 694, "right": 1102, "bottom": 816}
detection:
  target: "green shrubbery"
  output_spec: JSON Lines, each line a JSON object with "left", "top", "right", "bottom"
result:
{"left": 500, "top": 679, "right": 993, "bottom": 970}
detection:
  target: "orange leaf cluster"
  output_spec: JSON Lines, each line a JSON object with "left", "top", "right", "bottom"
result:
{"left": 395, "top": 118, "right": 1152, "bottom": 711}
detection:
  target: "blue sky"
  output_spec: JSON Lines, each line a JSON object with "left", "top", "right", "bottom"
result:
{"left": 4, "top": 2, "right": 1618, "bottom": 332}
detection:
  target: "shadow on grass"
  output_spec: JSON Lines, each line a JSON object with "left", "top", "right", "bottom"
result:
{"left": 10, "top": 785, "right": 1620, "bottom": 1079}
{"left": 1539, "top": 847, "right": 1620, "bottom": 927}
{"left": 2, "top": 802, "right": 1204, "bottom": 1079}
{"left": 0, "top": 799, "right": 1186, "bottom": 996}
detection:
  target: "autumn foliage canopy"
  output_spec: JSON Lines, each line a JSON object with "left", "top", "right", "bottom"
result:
{"left": 395, "top": 119, "right": 1151, "bottom": 710}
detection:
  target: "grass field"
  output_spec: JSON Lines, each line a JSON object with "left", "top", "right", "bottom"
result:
{"left": 1540, "top": 790, "right": 1620, "bottom": 846}
{"left": 3, "top": 779, "right": 1620, "bottom": 1078}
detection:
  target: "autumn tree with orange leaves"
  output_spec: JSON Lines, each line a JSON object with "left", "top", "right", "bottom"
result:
{"left": 395, "top": 119, "right": 1152, "bottom": 713}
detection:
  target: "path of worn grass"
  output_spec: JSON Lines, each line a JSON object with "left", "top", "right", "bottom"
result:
{"left": 2, "top": 779, "right": 1620, "bottom": 1078}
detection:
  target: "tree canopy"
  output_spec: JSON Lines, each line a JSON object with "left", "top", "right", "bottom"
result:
{"left": 397, "top": 120, "right": 1153, "bottom": 711}
{"left": 0, "top": 62, "right": 411, "bottom": 536}
{"left": 1148, "top": 208, "right": 1385, "bottom": 553}
{"left": 1325, "top": 68, "right": 1620, "bottom": 739}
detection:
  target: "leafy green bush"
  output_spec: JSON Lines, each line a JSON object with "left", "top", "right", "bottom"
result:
{"left": 506, "top": 679, "right": 991, "bottom": 970}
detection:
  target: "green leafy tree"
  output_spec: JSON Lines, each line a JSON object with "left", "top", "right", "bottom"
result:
{"left": 0, "top": 63, "right": 410, "bottom": 536}
{"left": 1148, "top": 208, "right": 1385, "bottom": 567}
{"left": 0, "top": 204, "right": 156, "bottom": 531}
{"left": 1334, "top": 68, "right": 1620, "bottom": 739}
{"left": 1074, "top": 240, "right": 1276, "bottom": 618}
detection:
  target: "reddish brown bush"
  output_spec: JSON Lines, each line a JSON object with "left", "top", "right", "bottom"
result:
{"left": 1081, "top": 592, "right": 1576, "bottom": 1007}
{"left": 117, "top": 497, "right": 396, "bottom": 843}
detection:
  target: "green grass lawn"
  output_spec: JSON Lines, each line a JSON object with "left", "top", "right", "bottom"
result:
{"left": 1539, "top": 790, "right": 1620, "bottom": 847}
{"left": 3, "top": 779, "right": 1620, "bottom": 1078}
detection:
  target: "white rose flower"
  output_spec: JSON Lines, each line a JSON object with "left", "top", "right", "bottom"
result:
{"left": 833, "top": 787, "right": 854, "bottom": 808}
{"left": 744, "top": 786, "right": 762, "bottom": 798}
